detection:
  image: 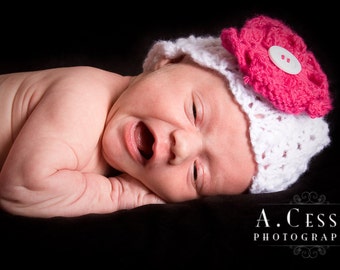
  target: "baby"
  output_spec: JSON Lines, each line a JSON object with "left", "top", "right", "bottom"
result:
{"left": 0, "top": 15, "right": 332, "bottom": 218}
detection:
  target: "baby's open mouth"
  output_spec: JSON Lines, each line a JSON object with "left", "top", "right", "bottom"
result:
{"left": 134, "top": 122, "right": 154, "bottom": 160}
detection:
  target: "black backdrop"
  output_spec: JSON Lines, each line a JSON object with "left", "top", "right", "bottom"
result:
{"left": 0, "top": 2, "right": 339, "bottom": 268}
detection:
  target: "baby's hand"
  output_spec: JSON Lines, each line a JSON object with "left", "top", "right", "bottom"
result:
{"left": 0, "top": 169, "right": 165, "bottom": 218}
{"left": 110, "top": 173, "right": 166, "bottom": 209}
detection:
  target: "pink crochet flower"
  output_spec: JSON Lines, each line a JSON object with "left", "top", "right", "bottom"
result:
{"left": 220, "top": 15, "right": 332, "bottom": 118}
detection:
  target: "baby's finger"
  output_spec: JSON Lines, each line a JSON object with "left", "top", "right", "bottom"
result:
{"left": 112, "top": 174, "right": 166, "bottom": 209}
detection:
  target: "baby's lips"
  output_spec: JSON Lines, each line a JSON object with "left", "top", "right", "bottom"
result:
{"left": 220, "top": 15, "right": 333, "bottom": 118}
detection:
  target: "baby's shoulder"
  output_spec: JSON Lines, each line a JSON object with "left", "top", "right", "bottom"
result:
{"left": 46, "top": 66, "right": 128, "bottom": 99}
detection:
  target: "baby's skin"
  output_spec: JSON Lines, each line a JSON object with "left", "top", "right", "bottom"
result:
{"left": 0, "top": 57, "right": 255, "bottom": 218}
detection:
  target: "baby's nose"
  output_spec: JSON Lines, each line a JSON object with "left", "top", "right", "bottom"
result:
{"left": 169, "top": 129, "right": 202, "bottom": 165}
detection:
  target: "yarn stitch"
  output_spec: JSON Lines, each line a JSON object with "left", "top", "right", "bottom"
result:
{"left": 142, "top": 15, "right": 332, "bottom": 193}
{"left": 220, "top": 15, "right": 332, "bottom": 118}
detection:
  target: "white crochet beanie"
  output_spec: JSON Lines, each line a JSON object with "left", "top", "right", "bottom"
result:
{"left": 142, "top": 15, "right": 332, "bottom": 193}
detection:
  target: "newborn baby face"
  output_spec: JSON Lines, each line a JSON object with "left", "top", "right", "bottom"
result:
{"left": 102, "top": 60, "right": 256, "bottom": 201}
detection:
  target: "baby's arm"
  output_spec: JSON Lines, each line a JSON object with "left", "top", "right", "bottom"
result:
{"left": 0, "top": 67, "right": 163, "bottom": 218}
{"left": 1, "top": 164, "right": 163, "bottom": 218}
{"left": 0, "top": 145, "right": 164, "bottom": 218}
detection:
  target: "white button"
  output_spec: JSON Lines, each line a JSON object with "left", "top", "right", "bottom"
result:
{"left": 268, "top": 45, "right": 302, "bottom": 75}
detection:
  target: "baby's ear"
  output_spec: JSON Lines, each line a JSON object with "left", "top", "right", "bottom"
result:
{"left": 152, "top": 57, "right": 173, "bottom": 71}
{"left": 152, "top": 55, "right": 186, "bottom": 71}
